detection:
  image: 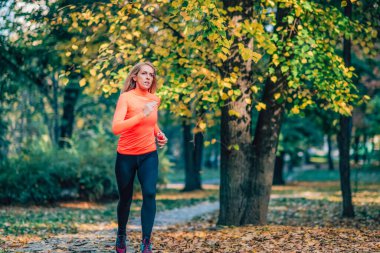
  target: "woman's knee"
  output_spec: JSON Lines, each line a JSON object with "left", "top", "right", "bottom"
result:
{"left": 142, "top": 189, "right": 156, "bottom": 199}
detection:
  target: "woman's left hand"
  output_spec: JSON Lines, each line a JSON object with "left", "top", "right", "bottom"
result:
{"left": 157, "top": 131, "right": 168, "bottom": 148}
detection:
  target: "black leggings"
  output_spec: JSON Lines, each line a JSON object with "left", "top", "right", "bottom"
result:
{"left": 114, "top": 150, "right": 158, "bottom": 239}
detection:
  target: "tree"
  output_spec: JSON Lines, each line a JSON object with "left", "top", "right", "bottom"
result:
{"left": 64, "top": 0, "right": 375, "bottom": 226}
{"left": 337, "top": 0, "right": 355, "bottom": 218}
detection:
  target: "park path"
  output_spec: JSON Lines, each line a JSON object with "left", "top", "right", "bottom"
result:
{"left": 14, "top": 189, "right": 219, "bottom": 252}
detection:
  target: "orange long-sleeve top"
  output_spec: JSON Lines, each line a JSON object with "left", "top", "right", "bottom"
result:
{"left": 112, "top": 88, "right": 161, "bottom": 155}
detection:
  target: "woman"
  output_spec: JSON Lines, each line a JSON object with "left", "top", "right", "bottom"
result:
{"left": 112, "top": 62, "right": 168, "bottom": 253}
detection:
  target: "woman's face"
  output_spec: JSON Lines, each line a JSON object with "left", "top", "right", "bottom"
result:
{"left": 134, "top": 65, "right": 155, "bottom": 91}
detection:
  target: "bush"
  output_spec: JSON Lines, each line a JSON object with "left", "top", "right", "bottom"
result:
{"left": 0, "top": 136, "right": 172, "bottom": 205}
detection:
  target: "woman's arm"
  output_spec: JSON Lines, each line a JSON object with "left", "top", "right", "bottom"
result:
{"left": 112, "top": 93, "right": 144, "bottom": 135}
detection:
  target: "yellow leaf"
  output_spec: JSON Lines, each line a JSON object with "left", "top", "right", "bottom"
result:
{"left": 270, "top": 76, "right": 277, "bottom": 83}
{"left": 72, "top": 44, "right": 78, "bottom": 50}
{"left": 102, "top": 85, "right": 111, "bottom": 93}
{"left": 61, "top": 77, "right": 69, "bottom": 86}
{"left": 199, "top": 122, "right": 206, "bottom": 130}
{"left": 65, "top": 51, "right": 71, "bottom": 57}
{"left": 251, "top": 86, "right": 259, "bottom": 93}
{"left": 255, "top": 102, "right": 266, "bottom": 111}
{"left": 90, "top": 69, "right": 96, "bottom": 76}
{"left": 217, "top": 53, "right": 228, "bottom": 61}
{"left": 228, "top": 109, "right": 241, "bottom": 117}
{"left": 220, "top": 92, "right": 229, "bottom": 100}
{"left": 79, "top": 78, "right": 86, "bottom": 87}
{"left": 274, "top": 93, "right": 281, "bottom": 100}
{"left": 301, "top": 58, "right": 307, "bottom": 64}
{"left": 291, "top": 106, "right": 300, "bottom": 114}
{"left": 245, "top": 98, "right": 252, "bottom": 104}
{"left": 211, "top": 138, "right": 217, "bottom": 144}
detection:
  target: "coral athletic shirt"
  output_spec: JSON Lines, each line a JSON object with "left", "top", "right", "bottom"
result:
{"left": 112, "top": 88, "right": 161, "bottom": 155}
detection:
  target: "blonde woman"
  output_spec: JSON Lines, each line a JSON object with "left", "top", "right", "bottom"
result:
{"left": 112, "top": 62, "right": 168, "bottom": 253}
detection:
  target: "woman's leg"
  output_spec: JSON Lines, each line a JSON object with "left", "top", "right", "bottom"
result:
{"left": 115, "top": 152, "right": 138, "bottom": 236}
{"left": 136, "top": 151, "right": 159, "bottom": 240}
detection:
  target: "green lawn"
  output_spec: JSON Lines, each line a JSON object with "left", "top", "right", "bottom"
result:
{"left": 167, "top": 168, "right": 220, "bottom": 183}
{"left": 168, "top": 166, "right": 379, "bottom": 184}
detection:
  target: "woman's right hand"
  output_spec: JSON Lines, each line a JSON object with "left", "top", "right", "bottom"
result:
{"left": 142, "top": 101, "right": 158, "bottom": 117}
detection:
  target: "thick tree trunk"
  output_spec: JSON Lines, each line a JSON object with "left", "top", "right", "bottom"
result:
{"left": 59, "top": 85, "right": 80, "bottom": 148}
{"left": 217, "top": 0, "right": 256, "bottom": 226}
{"left": 337, "top": 0, "right": 355, "bottom": 218}
{"left": 246, "top": 76, "right": 285, "bottom": 224}
{"left": 218, "top": 1, "right": 288, "bottom": 226}
{"left": 327, "top": 132, "right": 335, "bottom": 170}
{"left": 218, "top": 85, "right": 253, "bottom": 225}
{"left": 273, "top": 152, "right": 285, "bottom": 185}
{"left": 241, "top": 4, "right": 289, "bottom": 225}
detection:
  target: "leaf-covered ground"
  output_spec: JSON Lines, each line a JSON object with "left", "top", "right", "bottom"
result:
{"left": 1, "top": 182, "right": 379, "bottom": 252}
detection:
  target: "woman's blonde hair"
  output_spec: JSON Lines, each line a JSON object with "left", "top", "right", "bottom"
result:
{"left": 121, "top": 62, "right": 157, "bottom": 93}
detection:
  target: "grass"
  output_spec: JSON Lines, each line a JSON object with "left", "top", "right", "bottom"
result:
{"left": 168, "top": 166, "right": 380, "bottom": 184}
{"left": 285, "top": 167, "right": 380, "bottom": 183}
{"left": 167, "top": 168, "right": 220, "bottom": 183}
{"left": 0, "top": 188, "right": 218, "bottom": 238}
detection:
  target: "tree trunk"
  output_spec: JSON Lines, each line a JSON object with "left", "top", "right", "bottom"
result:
{"left": 218, "top": 86, "right": 253, "bottom": 225}
{"left": 0, "top": 81, "right": 9, "bottom": 160}
{"left": 193, "top": 130, "right": 203, "bottom": 186}
{"left": 59, "top": 85, "right": 80, "bottom": 148}
{"left": 273, "top": 152, "right": 285, "bottom": 185}
{"left": 327, "top": 132, "right": 334, "bottom": 170}
{"left": 52, "top": 72, "right": 60, "bottom": 147}
{"left": 337, "top": 0, "right": 355, "bottom": 218}
{"left": 217, "top": 0, "right": 256, "bottom": 225}
{"left": 218, "top": 2, "right": 289, "bottom": 226}
{"left": 182, "top": 119, "right": 202, "bottom": 191}
{"left": 246, "top": 75, "right": 285, "bottom": 224}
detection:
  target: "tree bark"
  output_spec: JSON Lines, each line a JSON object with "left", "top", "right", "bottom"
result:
{"left": 337, "top": 0, "right": 355, "bottom": 218}
{"left": 218, "top": 85, "right": 253, "bottom": 225}
{"left": 218, "top": 1, "right": 289, "bottom": 226}
{"left": 217, "top": 0, "right": 256, "bottom": 225}
{"left": 246, "top": 74, "right": 286, "bottom": 224}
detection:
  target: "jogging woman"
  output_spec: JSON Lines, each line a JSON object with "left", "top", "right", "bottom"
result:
{"left": 112, "top": 62, "right": 168, "bottom": 253}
